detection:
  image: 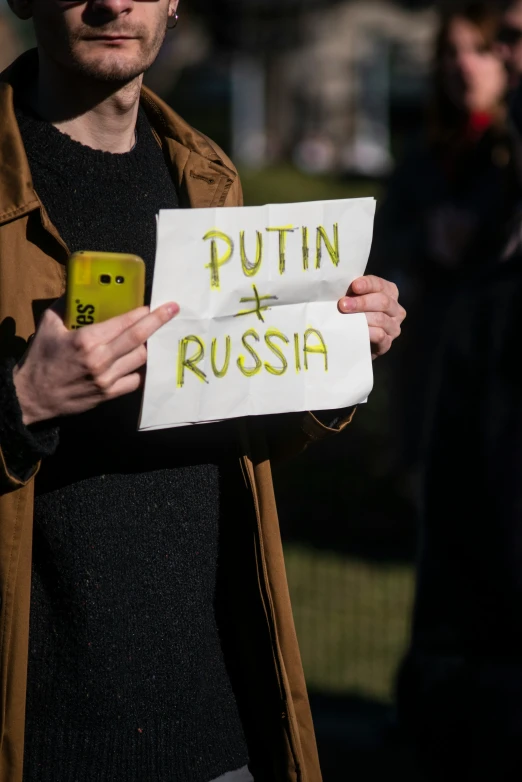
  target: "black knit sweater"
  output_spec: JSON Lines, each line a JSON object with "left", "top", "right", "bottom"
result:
{"left": 11, "top": 105, "right": 248, "bottom": 782}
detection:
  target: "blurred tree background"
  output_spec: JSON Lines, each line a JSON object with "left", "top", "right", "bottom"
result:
{"left": 0, "top": 2, "right": 454, "bottom": 778}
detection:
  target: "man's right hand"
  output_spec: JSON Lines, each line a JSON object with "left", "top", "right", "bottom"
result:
{"left": 12, "top": 301, "right": 179, "bottom": 426}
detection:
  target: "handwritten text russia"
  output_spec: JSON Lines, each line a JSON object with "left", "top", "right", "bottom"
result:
{"left": 177, "top": 223, "right": 341, "bottom": 387}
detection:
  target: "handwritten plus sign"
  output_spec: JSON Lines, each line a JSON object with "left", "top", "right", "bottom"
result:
{"left": 234, "top": 284, "right": 279, "bottom": 323}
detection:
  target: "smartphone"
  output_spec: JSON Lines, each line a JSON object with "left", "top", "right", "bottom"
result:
{"left": 64, "top": 251, "right": 146, "bottom": 330}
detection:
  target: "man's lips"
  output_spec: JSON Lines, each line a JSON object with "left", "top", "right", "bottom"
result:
{"left": 85, "top": 35, "right": 138, "bottom": 41}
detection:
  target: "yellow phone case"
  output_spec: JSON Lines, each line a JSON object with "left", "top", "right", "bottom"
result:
{"left": 64, "top": 251, "right": 146, "bottom": 330}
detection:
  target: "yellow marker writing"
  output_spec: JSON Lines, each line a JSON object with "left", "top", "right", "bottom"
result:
{"left": 211, "top": 336, "right": 231, "bottom": 378}
{"left": 264, "top": 328, "right": 289, "bottom": 376}
{"left": 237, "top": 329, "right": 263, "bottom": 377}
{"left": 266, "top": 225, "right": 296, "bottom": 275}
{"left": 240, "top": 230, "right": 263, "bottom": 277}
{"left": 316, "top": 223, "right": 339, "bottom": 269}
{"left": 177, "top": 336, "right": 208, "bottom": 387}
{"left": 303, "top": 328, "right": 328, "bottom": 372}
{"left": 204, "top": 230, "right": 234, "bottom": 289}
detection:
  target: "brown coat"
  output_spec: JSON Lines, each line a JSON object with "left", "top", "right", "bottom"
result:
{"left": 0, "top": 50, "right": 353, "bottom": 782}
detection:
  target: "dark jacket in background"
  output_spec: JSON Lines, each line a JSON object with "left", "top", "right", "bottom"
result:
{"left": 397, "top": 256, "right": 522, "bottom": 780}
{"left": 369, "top": 120, "right": 521, "bottom": 474}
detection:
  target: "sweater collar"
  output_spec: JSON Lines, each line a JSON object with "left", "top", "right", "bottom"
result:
{"left": 0, "top": 49, "right": 237, "bottom": 223}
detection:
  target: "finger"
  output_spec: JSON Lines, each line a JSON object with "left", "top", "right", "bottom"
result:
{"left": 365, "top": 311, "right": 402, "bottom": 339}
{"left": 104, "top": 372, "right": 144, "bottom": 400}
{"left": 67, "top": 307, "right": 153, "bottom": 360}
{"left": 49, "top": 295, "right": 67, "bottom": 318}
{"left": 338, "top": 291, "right": 400, "bottom": 317}
{"left": 83, "top": 305, "right": 152, "bottom": 343}
{"left": 349, "top": 275, "right": 399, "bottom": 299}
{"left": 108, "top": 302, "right": 179, "bottom": 360}
{"left": 368, "top": 327, "right": 392, "bottom": 358}
{"left": 36, "top": 300, "right": 70, "bottom": 335}
{"left": 96, "top": 344, "right": 148, "bottom": 390}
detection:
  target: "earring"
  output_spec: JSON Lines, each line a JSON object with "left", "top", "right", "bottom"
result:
{"left": 167, "top": 13, "right": 179, "bottom": 29}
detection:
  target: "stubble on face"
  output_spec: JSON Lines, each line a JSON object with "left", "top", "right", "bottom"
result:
{"left": 33, "top": 6, "right": 170, "bottom": 85}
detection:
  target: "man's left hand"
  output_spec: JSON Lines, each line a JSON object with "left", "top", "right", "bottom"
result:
{"left": 338, "top": 275, "right": 406, "bottom": 360}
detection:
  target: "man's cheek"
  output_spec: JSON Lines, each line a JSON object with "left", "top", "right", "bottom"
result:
{"left": 33, "top": 12, "right": 70, "bottom": 52}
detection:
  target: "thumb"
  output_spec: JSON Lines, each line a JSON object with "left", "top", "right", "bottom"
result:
{"left": 36, "top": 296, "right": 68, "bottom": 336}
{"left": 49, "top": 295, "right": 66, "bottom": 319}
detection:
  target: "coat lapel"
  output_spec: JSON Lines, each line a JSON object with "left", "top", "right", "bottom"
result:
{"left": 140, "top": 87, "right": 237, "bottom": 210}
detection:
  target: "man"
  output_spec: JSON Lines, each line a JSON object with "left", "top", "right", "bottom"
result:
{"left": 0, "top": 0, "right": 405, "bottom": 780}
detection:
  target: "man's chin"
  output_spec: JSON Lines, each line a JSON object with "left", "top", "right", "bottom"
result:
{"left": 72, "top": 46, "right": 150, "bottom": 84}
{"left": 74, "top": 58, "right": 147, "bottom": 84}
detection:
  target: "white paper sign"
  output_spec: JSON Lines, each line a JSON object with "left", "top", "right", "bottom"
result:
{"left": 140, "top": 198, "right": 375, "bottom": 430}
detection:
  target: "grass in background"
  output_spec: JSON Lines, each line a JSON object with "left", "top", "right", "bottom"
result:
{"left": 238, "top": 164, "right": 383, "bottom": 206}
{"left": 284, "top": 545, "right": 415, "bottom": 702}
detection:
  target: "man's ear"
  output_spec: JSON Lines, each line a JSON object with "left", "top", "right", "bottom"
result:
{"left": 7, "top": 0, "right": 33, "bottom": 20}
{"left": 168, "top": 0, "right": 180, "bottom": 19}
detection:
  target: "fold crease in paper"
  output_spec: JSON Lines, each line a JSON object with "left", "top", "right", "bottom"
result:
{"left": 140, "top": 198, "right": 376, "bottom": 430}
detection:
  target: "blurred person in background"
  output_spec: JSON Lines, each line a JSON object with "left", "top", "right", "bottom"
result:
{"left": 396, "top": 4, "right": 522, "bottom": 781}
{"left": 396, "top": 122, "right": 522, "bottom": 782}
{"left": 369, "top": 1, "right": 515, "bottom": 500}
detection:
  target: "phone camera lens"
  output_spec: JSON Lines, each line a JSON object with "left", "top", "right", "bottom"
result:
{"left": 115, "top": 276, "right": 125, "bottom": 284}
{"left": 99, "top": 274, "right": 111, "bottom": 285}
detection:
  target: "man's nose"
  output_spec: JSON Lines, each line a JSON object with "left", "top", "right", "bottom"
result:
{"left": 89, "top": 0, "right": 134, "bottom": 17}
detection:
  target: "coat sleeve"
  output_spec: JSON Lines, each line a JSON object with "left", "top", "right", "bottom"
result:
{"left": 0, "top": 358, "right": 59, "bottom": 494}
{"left": 263, "top": 408, "right": 357, "bottom": 463}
